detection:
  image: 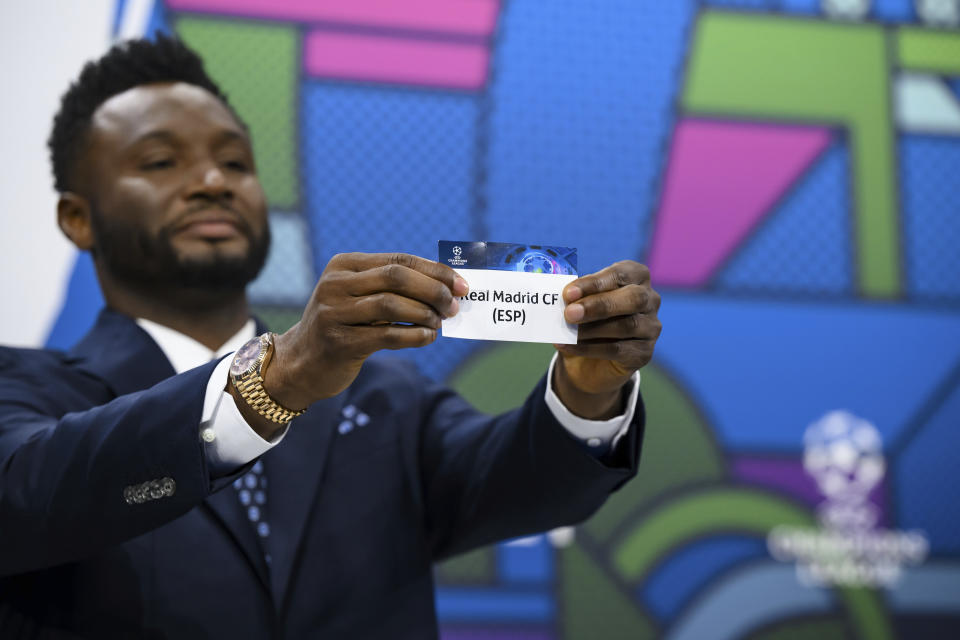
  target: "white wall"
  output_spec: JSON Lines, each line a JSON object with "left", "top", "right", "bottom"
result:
{"left": 0, "top": 1, "right": 113, "bottom": 347}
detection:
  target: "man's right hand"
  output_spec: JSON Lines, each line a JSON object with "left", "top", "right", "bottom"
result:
{"left": 262, "top": 253, "right": 468, "bottom": 412}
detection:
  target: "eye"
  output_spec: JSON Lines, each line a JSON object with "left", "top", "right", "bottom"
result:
{"left": 223, "top": 158, "right": 250, "bottom": 172}
{"left": 141, "top": 158, "right": 174, "bottom": 171}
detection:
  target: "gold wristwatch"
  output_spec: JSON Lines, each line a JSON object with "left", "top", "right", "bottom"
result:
{"left": 229, "top": 332, "right": 305, "bottom": 424}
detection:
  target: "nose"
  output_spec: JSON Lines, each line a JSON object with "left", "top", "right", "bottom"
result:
{"left": 187, "top": 162, "right": 233, "bottom": 200}
{"left": 203, "top": 166, "right": 226, "bottom": 190}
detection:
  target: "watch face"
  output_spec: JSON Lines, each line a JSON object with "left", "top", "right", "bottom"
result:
{"left": 231, "top": 337, "right": 263, "bottom": 377}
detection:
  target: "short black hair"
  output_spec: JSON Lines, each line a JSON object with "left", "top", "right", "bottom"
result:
{"left": 48, "top": 34, "right": 238, "bottom": 193}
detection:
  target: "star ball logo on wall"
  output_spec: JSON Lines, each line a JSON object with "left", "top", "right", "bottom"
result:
{"left": 768, "top": 411, "right": 929, "bottom": 587}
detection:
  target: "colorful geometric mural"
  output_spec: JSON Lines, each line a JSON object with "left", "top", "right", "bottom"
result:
{"left": 46, "top": 0, "right": 960, "bottom": 637}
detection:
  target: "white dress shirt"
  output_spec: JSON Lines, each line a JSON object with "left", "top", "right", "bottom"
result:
{"left": 135, "top": 318, "right": 640, "bottom": 474}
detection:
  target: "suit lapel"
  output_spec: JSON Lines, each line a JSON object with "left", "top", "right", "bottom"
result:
{"left": 246, "top": 318, "right": 344, "bottom": 605}
{"left": 69, "top": 313, "right": 346, "bottom": 603}
{"left": 67, "top": 310, "right": 273, "bottom": 593}
{"left": 204, "top": 479, "right": 272, "bottom": 589}
{"left": 67, "top": 309, "right": 176, "bottom": 395}
{"left": 262, "top": 394, "right": 342, "bottom": 608}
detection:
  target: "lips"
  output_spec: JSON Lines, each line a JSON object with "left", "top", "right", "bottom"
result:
{"left": 173, "top": 209, "right": 245, "bottom": 240}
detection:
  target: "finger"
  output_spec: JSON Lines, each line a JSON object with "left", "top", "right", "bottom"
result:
{"left": 557, "top": 339, "right": 655, "bottom": 368}
{"left": 565, "top": 284, "right": 655, "bottom": 324}
{"left": 340, "top": 252, "right": 469, "bottom": 296}
{"left": 564, "top": 261, "right": 649, "bottom": 303}
{"left": 354, "top": 324, "right": 438, "bottom": 354}
{"left": 576, "top": 313, "right": 662, "bottom": 341}
{"left": 347, "top": 264, "right": 463, "bottom": 318}
{"left": 343, "top": 293, "right": 442, "bottom": 329}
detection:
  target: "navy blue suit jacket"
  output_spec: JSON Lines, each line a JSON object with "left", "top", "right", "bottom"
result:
{"left": 0, "top": 310, "right": 644, "bottom": 638}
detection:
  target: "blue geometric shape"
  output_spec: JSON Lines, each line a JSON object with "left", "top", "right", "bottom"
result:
{"left": 889, "top": 563, "right": 960, "bottom": 614}
{"left": 146, "top": 0, "right": 171, "bottom": 38}
{"left": 111, "top": 0, "right": 128, "bottom": 37}
{"left": 714, "top": 143, "right": 853, "bottom": 295}
{"left": 113, "top": 0, "right": 170, "bottom": 40}
{"left": 901, "top": 135, "right": 960, "bottom": 301}
{"left": 484, "top": 0, "right": 695, "bottom": 275}
{"left": 895, "top": 365, "right": 960, "bottom": 554}
{"left": 873, "top": 0, "right": 915, "bottom": 22}
{"left": 642, "top": 536, "right": 768, "bottom": 623}
{"left": 704, "top": 0, "right": 775, "bottom": 8}
{"left": 419, "top": 337, "right": 487, "bottom": 383}
{"left": 498, "top": 537, "right": 554, "bottom": 586}
{"left": 300, "top": 82, "right": 476, "bottom": 273}
{"left": 248, "top": 211, "right": 316, "bottom": 306}
{"left": 655, "top": 294, "right": 960, "bottom": 450}
{"left": 665, "top": 563, "right": 834, "bottom": 640}
{"left": 435, "top": 589, "right": 554, "bottom": 623}
{"left": 778, "top": 0, "right": 820, "bottom": 14}
{"left": 300, "top": 82, "right": 485, "bottom": 380}
{"left": 45, "top": 251, "right": 104, "bottom": 351}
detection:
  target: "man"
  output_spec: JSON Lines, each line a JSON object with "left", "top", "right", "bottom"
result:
{"left": 0, "top": 36, "right": 661, "bottom": 638}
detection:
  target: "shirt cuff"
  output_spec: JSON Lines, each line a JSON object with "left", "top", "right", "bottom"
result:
{"left": 199, "top": 354, "right": 289, "bottom": 477}
{"left": 543, "top": 352, "right": 640, "bottom": 454}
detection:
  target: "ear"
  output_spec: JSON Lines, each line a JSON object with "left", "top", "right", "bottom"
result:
{"left": 57, "top": 193, "right": 95, "bottom": 251}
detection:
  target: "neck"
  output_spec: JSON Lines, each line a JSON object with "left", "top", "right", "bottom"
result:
{"left": 98, "top": 268, "right": 251, "bottom": 351}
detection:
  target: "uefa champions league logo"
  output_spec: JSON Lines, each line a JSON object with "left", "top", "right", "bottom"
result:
{"left": 768, "top": 411, "right": 928, "bottom": 587}
{"left": 804, "top": 410, "right": 885, "bottom": 531}
{"left": 448, "top": 245, "right": 468, "bottom": 267}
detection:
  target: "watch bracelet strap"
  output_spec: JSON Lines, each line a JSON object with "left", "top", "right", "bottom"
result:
{"left": 235, "top": 370, "right": 306, "bottom": 425}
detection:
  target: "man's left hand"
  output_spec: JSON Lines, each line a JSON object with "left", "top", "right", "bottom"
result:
{"left": 553, "top": 260, "right": 661, "bottom": 419}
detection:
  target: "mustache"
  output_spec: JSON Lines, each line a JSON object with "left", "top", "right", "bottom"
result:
{"left": 168, "top": 198, "right": 256, "bottom": 237}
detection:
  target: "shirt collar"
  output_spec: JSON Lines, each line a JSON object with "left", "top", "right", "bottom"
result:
{"left": 135, "top": 317, "right": 257, "bottom": 375}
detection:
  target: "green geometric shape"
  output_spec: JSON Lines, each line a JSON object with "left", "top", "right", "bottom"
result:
{"left": 612, "top": 485, "right": 892, "bottom": 640}
{"left": 613, "top": 487, "right": 814, "bottom": 583}
{"left": 683, "top": 12, "right": 900, "bottom": 299}
{"left": 447, "top": 343, "right": 555, "bottom": 414}
{"left": 561, "top": 542, "right": 657, "bottom": 640}
{"left": 841, "top": 586, "right": 894, "bottom": 640}
{"left": 250, "top": 305, "right": 302, "bottom": 334}
{"left": 897, "top": 27, "right": 960, "bottom": 75}
{"left": 435, "top": 546, "right": 495, "bottom": 585}
{"left": 584, "top": 363, "right": 726, "bottom": 544}
{"left": 177, "top": 18, "right": 299, "bottom": 209}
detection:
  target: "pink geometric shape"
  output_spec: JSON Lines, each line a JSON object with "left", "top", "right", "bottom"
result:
{"left": 166, "top": 0, "right": 500, "bottom": 37}
{"left": 648, "top": 119, "right": 832, "bottom": 287}
{"left": 304, "top": 30, "right": 489, "bottom": 90}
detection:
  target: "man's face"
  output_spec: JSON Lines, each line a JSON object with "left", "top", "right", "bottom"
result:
{"left": 81, "top": 82, "right": 269, "bottom": 291}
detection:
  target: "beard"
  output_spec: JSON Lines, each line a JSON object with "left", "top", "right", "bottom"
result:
{"left": 89, "top": 207, "right": 271, "bottom": 293}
